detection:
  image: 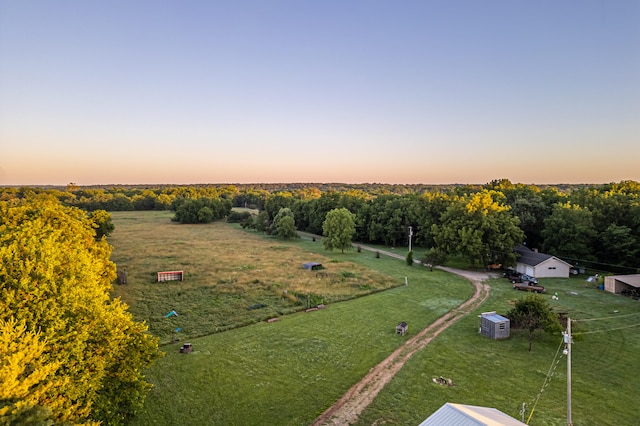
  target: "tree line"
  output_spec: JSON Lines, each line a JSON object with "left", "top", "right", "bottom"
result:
{"left": 2, "top": 179, "right": 639, "bottom": 272}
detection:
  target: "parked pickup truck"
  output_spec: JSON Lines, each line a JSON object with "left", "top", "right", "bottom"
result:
{"left": 503, "top": 269, "right": 521, "bottom": 281}
{"left": 513, "top": 281, "right": 545, "bottom": 293}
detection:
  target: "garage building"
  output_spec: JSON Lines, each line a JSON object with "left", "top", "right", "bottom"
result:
{"left": 514, "top": 245, "right": 572, "bottom": 278}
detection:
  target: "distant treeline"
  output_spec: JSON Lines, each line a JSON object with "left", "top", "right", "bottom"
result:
{"left": 2, "top": 179, "right": 638, "bottom": 274}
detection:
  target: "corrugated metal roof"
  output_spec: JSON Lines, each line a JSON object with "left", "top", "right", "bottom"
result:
{"left": 481, "top": 312, "right": 509, "bottom": 323}
{"left": 419, "top": 403, "right": 527, "bottom": 426}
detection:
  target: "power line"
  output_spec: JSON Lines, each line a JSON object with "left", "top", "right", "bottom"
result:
{"left": 574, "top": 312, "right": 640, "bottom": 322}
{"left": 573, "top": 323, "right": 640, "bottom": 335}
{"left": 487, "top": 248, "right": 639, "bottom": 273}
{"left": 556, "top": 255, "right": 640, "bottom": 272}
{"left": 525, "top": 337, "right": 565, "bottom": 424}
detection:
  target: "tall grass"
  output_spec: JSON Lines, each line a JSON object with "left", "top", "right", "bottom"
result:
{"left": 108, "top": 211, "right": 401, "bottom": 342}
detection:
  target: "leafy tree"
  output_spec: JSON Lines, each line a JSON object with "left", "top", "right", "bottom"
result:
{"left": 272, "top": 208, "right": 299, "bottom": 240}
{"left": 131, "top": 190, "right": 157, "bottom": 210}
{"left": 495, "top": 183, "right": 552, "bottom": 250}
{"left": 255, "top": 210, "right": 271, "bottom": 232}
{"left": 421, "top": 248, "right": 447, "bottom": 271}
{"left": 199, "top": 206, "right": 215, "bottom": 223}
{"left": 233, "top": 188, "right": 269, "bottom": 210}
{"left": 305, "top": 191, "right": 343, "bottom": 235}
{"left": 0, "top": 318, "right": 60, "bottom": 425}
{"left": 263, "top": 192, "right": 295, "bottom": 221}
{"left": 406, "top": 250, "right": 414, "bottom": 266}
{"left": 0, "top": 196, "right": 161, "bottom": 425}
{"left": 597, "top": 224, "right": 638, "bottom": 269}
{"left": 542, "top": 202, "right": 596, "bottom": 261}
{"left": 414, "top": 192, "right": 451, "bottom": 249}
{"left": 322, "top": 208, "right": 356, "bottom": 253}
{"left": 227, "top": 210, "right": 253, "bottom": 224}
{"left": 569, "top": 184, "right": 640, "bottom": 268}
{"left": 366, "top": 195, "right": 415, "bottom": 247}
{"left": 89, "top": 209, "right": 115, "bottom": 239}
{"left": 173, "top": 197, "right": 231, "bottom": 224}
{"left": 432, "top": 190, "right": 524, "bottom": 267}
{"left": 507, "top": 294, "right": 562, "bottom": 352}
{"left": 154, "top": 193, "right": 173, "bottom": 210}
{"left": 275, "top": 216, "right": 299, "bottom": 240}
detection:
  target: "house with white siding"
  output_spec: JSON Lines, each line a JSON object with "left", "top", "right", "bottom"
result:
{"left": 514, "top": 245, "right": 572, "bottom": 278}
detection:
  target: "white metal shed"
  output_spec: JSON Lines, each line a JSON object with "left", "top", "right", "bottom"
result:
{"left": 419, "top": 402, "right": 527, "bottom": 426}
{"left": 479, "top": 311, "right": 510, "bottom": 340}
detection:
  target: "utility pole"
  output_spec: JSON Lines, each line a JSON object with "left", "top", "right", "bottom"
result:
{"left": 564, "top": 318, "right": 573, "bottom": 426}
{"left": 408, "top": 226, "right": 413, "bottom": 252}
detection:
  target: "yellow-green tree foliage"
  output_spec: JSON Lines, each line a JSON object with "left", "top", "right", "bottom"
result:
{"left": 0, "top": 318, "right": 60, "bottom": 424}
{"left": 0, "top": 196, "right": 161, "bottom": 425}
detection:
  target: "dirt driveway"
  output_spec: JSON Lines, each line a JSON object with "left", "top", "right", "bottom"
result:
{"left": 312, "top": 261, "right": 495, "bottom": 425}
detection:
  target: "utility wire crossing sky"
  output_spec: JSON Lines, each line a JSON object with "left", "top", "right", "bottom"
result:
{"left": 1, "top": 0, "right": 639, "bottom": 185}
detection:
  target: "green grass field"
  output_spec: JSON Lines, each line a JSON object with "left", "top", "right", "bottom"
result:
{"left": 108, "top": 211, "right": 403, "bottom": 343}
{"left": 109, "top": 212, "right": 640, "bottom": 425}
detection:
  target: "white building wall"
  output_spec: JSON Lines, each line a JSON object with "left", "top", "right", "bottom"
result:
{"left": 516, "top": 264, "right": 535, "bottom": 276}
{"left": 534, "top": 258, "right": 571, "bottom": 278}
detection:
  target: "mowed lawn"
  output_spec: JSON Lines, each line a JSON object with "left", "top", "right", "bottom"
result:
{"left": 109, "top": 212, "right": 640, "bottom": 425}
{"left": 357, "top": 276, "right": 640, "bottom": 425}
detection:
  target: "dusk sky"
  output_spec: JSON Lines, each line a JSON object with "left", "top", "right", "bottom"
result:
{"left": 1, "top": 1, "right": 639, "bottom": 186}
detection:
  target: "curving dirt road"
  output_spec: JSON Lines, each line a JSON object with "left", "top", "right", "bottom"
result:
{"left": 312, "top": 262, "right": 494, "bottom": 426}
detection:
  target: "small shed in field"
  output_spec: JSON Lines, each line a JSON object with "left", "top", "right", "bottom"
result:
{"left": 157, "top": 271, "right": 184, "bottom": 282}
{"left": 302, "top": 262, "right": 324, "bottom": 271}
{"left": 419, "top": 403, "right": 527, "bottom": 426}
{"left": 514, "top": 245, "right": 572, "bottom": 278}
{"left": 604, "top": 274, "right": 640, "bottom": 295}
{"left": 396, "top": 321, "right": 408, "bottom": 336}
{"left": 478, "top": 311, "right": 510, "bottom": 340}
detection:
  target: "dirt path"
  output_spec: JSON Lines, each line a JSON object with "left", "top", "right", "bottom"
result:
{"left": 312, "top": 261, "right": 494, "bottom": 426}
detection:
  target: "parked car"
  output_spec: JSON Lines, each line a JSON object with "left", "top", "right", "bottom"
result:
{"left": 513, "top": 281, "right": 545, "bottom": 293}
{"left": 511, "top": 274, "right": 538, "bottom": 284}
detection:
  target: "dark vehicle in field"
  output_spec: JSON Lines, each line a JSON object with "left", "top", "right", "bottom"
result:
{"left": 513, "top": 281, "right": 545, "bottom": 293}
{"left": 510, "top": 274, "right": 538, "bottom": 284}
{"left": 503, "top": 269, "right": 522, "bottom": 281}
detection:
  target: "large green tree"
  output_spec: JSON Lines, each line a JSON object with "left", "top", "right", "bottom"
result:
{"left": 0, "top": 196, "right": 161, "bottom": 425}
{"left": 507, "top": 294, "right": 562, "bottom": 352}
{"left": 431, "top": 190, "right": 524, "bottom": 267}
{"left": 322, "top": 208, "right": 356, "bottom": 253}
{"left": 272, "top": 208, "right": 299, "bottom": 240}
{"left": 172, "top": 197, "right": 232, "bottom": 223}
{"left": 541, "top": 202, "right": 597, "bottom": 262}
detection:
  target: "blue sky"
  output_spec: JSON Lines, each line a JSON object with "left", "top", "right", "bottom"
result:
{"left": 1, "top": 0, "right": 639, "bottom": 185}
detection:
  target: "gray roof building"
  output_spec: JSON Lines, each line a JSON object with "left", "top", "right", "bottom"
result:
{"left": 604, "top": 274, "right": 640, "bottom": 294}
{"left": 514, "top": 245, "right": 572, "bottom": 278}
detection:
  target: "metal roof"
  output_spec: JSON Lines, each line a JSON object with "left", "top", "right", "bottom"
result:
{"left": 480, "top": 312, "right": 509, "bottom": 323}
{"left": 607, "top": 274, "right": 640, "bottom": 288}
{"left": 419, "top": 403, "right": 527, "bottom": 426}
